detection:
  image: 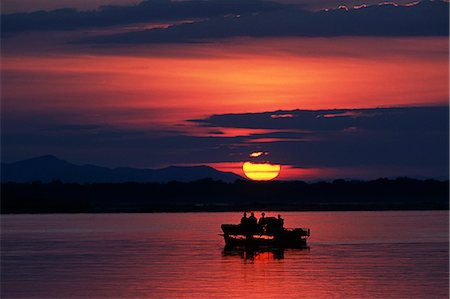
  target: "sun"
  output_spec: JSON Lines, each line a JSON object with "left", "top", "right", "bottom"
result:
{"left": 243, "top": 161, "right": 281, "bottom": 181}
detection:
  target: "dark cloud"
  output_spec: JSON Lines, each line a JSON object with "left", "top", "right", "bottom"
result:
{"left": 191, "top": 107, "right": 448, "bottom": 132}
{"left": 3, "top": 1, "right": 447, "bottom": 39}
{"left": 190, "top": 106, "right": 449, "bottom": 173}
{"left": 2, "top": 106, "right": 448, "bottom": 179}
{"left": 1, "top": 0, "right": 286, "bottom": 35}
{"left": 82, "top": 1, "right": 449, "bottom": 43}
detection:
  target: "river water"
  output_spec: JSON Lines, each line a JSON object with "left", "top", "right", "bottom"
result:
{"left": 1, "top": 211, "right": 448, "bottom": 298}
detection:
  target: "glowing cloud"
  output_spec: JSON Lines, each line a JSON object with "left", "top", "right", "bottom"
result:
{"left": 270, "top": 114, "right": 294, "bottom": 119}
{"left": 249, "top": 152, "right": 264, "bottom": 157}
{"left": 378, "top": 1, "right": 399, "bottom": 6}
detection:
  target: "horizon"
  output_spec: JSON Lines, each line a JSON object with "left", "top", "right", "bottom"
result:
{"left": 2, "top": 153, "right": 449, "bottom": 182}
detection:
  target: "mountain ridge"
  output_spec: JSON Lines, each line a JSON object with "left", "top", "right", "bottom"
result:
{"left": 1, "top": 155, "right": 243, "bottom": 183}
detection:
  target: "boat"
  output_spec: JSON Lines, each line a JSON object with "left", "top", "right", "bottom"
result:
{"left": 220, "top": 220, "right": 310, "bottom": 249}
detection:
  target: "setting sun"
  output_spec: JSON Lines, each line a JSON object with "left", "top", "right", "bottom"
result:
{"left": 243, "top": 162, "right": 281, "bottom": 181}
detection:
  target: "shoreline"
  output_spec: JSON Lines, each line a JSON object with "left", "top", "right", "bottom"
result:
{"left": 2, "top": 206, "right": 448, "bottom": 215}
{"left": 3, "top": 178, "right": 448, "bottom": 214}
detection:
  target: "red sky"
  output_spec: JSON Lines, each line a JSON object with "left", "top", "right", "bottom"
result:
{"left": 3, "top": 37, "right": 448, "bottom": 125}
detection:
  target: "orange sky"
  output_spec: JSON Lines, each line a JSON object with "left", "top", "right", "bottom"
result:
{"left": 3, "top": 37, "right": 448, "bottom": 128}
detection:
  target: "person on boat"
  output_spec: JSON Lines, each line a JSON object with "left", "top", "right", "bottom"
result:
{"left": 247, "top": 212, "right": 257, "bottom": 232}
{"left": 240, "top": 212, "right": 248, "bottom": 229}
{"left": 258, "top": 212, "right": 266, "bottom": 227}
{"left": 241, "top": 212, "right": 248, "bottom": 226}
{"left": 276, "top": 214, "right": 284, "bottom": 231}
{"left": 248, "top": 212, "right": 257, "bottom": 226}
{"left": 264, "top": 216, "right": 277, "bottom": 234}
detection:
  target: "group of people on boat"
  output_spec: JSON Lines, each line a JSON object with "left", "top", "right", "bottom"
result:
{"left": 240, "top": 212, "right": 284, "bottom": 235}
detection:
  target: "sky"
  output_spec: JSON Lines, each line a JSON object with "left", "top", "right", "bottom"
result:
{"left": 1, "top": 0, "right": 449, "bottom": 180}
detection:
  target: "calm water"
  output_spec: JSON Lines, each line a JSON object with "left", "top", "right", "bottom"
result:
{"left": 1, "top": 211, "right": 448, "bottom": 298}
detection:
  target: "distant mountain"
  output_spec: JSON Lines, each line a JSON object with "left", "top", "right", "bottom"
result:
{"left": 1, "top": 155, "right": 243, "bottom": 183}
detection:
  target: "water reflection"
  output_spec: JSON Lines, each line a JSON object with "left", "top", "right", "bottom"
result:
{"left": 222, "top": 246, "right": 310, "bottom": 261}
{"left": 1, "top": 212, "right": 448, "bottom": 298}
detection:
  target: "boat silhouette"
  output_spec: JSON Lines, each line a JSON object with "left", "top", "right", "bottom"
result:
{"left": 220, "top": 217, "right": 310, "bottom": 249}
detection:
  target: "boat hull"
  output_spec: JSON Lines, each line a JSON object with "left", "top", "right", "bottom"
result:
{"left": 221, "top": 224, "right": 309, "bottom": 249}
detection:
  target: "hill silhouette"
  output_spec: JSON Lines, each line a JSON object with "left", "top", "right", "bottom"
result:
{"left": 1, "top": 155, "right": 243, "bottom": 183}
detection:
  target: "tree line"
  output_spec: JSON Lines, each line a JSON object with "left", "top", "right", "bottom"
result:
{"left": 1, "top": 178, "right": 448, "bottom": 213}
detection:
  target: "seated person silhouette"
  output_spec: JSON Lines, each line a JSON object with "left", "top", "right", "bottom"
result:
{"left": 240, "top": 212, "right": 248, "bottom": 233}
{"left": 276, "top": 214, "right": 284, "bottom": 232}
{"left": 240, "top": 212, "right": 248, "bottom": 225}
{"left": 264, "top": 216, "right": 278, "bottom": 235}
{"left": 248, "top": 212, "right": 258, "bottom": 234}
{"left": 258, "top": 212, "right": 266, "bottom": 229}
